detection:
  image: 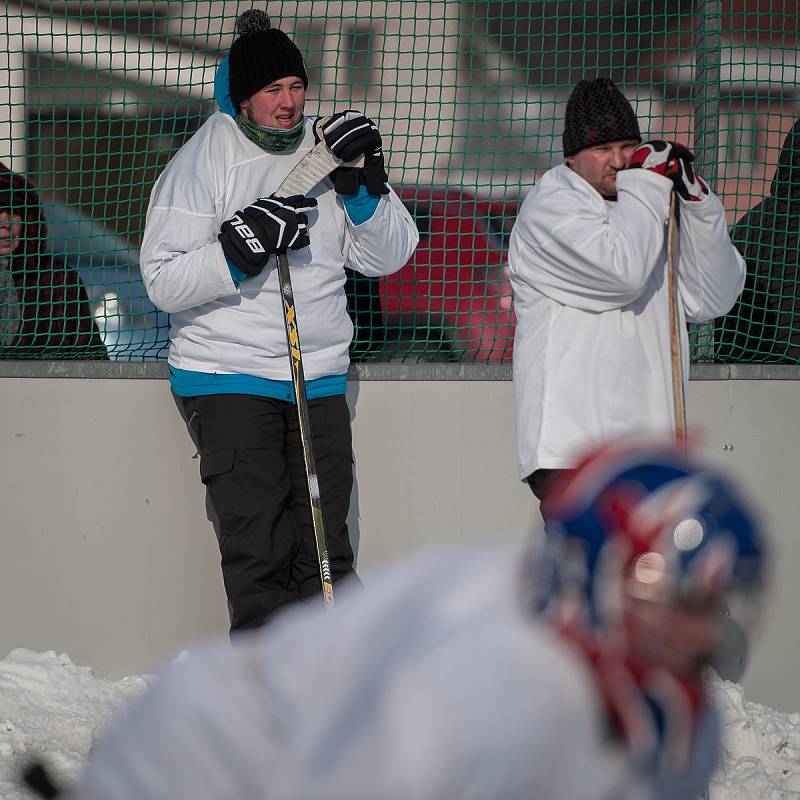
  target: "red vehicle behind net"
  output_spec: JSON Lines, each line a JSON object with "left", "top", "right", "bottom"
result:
{"left": 347, "top": 186, "right": 517, "bottom": 364}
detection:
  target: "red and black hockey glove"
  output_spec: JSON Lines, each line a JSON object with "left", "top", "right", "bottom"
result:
{"left": 629, "top": 140, "right": 708, "bottom": 201}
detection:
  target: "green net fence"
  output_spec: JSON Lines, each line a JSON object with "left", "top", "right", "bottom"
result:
{"left": 0, "top": 1, "right": 797, "bottom": 364}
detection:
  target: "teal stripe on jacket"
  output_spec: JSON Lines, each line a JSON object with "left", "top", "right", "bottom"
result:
{"left": 170, "top": 366, "right": 347, "bottom": 404}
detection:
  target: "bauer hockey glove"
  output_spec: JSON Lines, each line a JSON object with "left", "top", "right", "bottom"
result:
{"left": 629, "top": 140, "right": 708, "bottom": 201}
{"left": 218, "top": 194, "right": 318, "bottom": 276}
{"left": 317, "top": 111, "right": 389, "bottom": 196}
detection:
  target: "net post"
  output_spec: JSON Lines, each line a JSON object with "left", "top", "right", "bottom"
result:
{"left": 691, "top": 0, "right": 723, "bottom": 361}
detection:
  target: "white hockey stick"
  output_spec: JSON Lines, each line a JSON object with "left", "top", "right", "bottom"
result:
{"left": 275, "top": 119, "right": 364, "bottom": 608}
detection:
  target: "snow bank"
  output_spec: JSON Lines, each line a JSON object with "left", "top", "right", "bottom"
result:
{"left": 0, "top": 649, "right": 797, "bottom": 799}
{"left": 0, "top": 649, "right": 152, "bottom": 799}
{"left": 709, "top": 678, "right": 800, "bottom": 799}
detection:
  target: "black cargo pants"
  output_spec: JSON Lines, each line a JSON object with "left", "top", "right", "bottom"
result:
{"left": 525, "top": 468, "right": 574, "bottom": 524}
{"left": 178, "top": 393, "right": 357, "bottom": 632}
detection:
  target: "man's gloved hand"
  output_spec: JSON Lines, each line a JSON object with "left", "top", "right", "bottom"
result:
{"left": 218, "top": 194, "right": 318, "bottom": 276}
{"left": 629, "top": 140, "right": 708, "bottom": 201}
{"left": 317, "top": 111, "right": 389, "bottom": 196}
{"left": 671, "top": 154, "right": 709, "bottom": 202}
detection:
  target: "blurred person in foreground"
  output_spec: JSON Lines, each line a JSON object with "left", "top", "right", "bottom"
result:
{"left": 64, "top": 438, "right": 768, "bottom": 800}
{"left": 509, "top": 77, "right": 745, "bottom": 515}
{"left": 0, "top": 162, "right": 107, "bottom": 360}
{"left": 138, "top": 9, "right": 417, "bottom": 632}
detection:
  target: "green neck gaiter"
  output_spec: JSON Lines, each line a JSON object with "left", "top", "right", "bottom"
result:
{"left": 236, "top": 114, "right": 305, "bottom": 152}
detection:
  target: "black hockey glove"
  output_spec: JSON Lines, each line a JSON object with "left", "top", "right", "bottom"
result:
{"left": 317, "top": 111, "right": 389, "bottom": 196}
{"left": 218, "top": 194, "right": 318, "bottom": 276}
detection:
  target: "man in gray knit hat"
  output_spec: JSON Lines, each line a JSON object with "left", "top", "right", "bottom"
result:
{"left": 509, "top": 77, "right": 745, "bottom": 515}
{"left": 139, "top": 9, "right": 418, "bottom": 632}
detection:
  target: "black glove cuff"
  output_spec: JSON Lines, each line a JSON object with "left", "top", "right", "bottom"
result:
{"left": 218, "top": 231, "right": 265, "bottom": 277}
{"left": 362, "top": 163, "right": 390, "bottom": 195}
{"left": 331, "top": 165, "right": 389, "bottom": 196}
{"left": 332, "top": 167, "right": 362, "bottom": 196}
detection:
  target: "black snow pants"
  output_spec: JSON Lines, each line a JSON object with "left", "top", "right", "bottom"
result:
{"left": 178, "top": 393, "right": 357, "bottom": 632}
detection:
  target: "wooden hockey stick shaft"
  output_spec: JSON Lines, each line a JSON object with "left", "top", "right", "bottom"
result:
{"left": 667, "top": 190, "right": 688, "bottom": 448}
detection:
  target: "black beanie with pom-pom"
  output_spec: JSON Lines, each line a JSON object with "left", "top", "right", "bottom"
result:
{"left": 229, "top": 9, "right": 308, "bottom": 107}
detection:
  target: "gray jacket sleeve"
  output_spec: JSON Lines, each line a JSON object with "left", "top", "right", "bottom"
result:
{"left": 139, "top": 139, "right": 237, "bottom": 315}
{"left": 676, "top": 192, "right": 746, "bottom": 323}
{"left": 344, "top": 189, "right": 419, "bottom": 278}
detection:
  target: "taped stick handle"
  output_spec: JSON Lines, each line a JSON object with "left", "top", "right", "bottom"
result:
{"left": 667, "top": 190, "right": 687, "bottom": 449}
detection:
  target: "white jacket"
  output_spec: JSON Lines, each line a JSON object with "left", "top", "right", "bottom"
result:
{"left": 510, "top": 164, "right": 745, "bottom": 478}
{"left": 72, "top": 546, "right": 717, "bottom": 800}
{"left": 139, "top": 114, "right": 418, "bottom": 381}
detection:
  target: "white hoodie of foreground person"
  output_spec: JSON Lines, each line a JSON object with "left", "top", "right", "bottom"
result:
{"left": 70, "top": 546, "right": 717, "bottom": 800}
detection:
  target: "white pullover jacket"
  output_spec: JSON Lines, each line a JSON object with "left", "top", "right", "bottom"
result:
{"left": 140, "top": 113, "right": 419, "bottom": 381}
{"left": 72, "top": 546, "right": 718, "bottom": 800}
{"left": 510, "top": 164, "right": 745, "bottom": 477}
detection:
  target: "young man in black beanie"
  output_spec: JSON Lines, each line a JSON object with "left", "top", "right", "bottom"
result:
{"left": 509, "top": 77, "right": 745, "bottom": 514}
{"left": 139, "top": 9, "right": 418, "bottom": 632}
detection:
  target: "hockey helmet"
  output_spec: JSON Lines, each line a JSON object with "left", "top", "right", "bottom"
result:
{"left": 531, "top": 439, "right": 769, "bottom": 634}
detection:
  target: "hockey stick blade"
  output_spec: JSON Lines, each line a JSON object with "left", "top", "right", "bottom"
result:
{"left": 277, "top": 117, "right": 365, "bottom": 196}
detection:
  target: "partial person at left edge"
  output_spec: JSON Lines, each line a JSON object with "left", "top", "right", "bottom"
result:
{"left": 138, "top": 8, "right": 418, "bottom": 633}
{"left": 0, "top": 162, "right": 107, "bottom": 360}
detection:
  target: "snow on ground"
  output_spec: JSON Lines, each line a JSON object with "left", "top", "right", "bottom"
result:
{"left": 0, "top": 649, "right": 797, "bottom": 799}
{"left": 710, "top": 679, "right": 800, "bottom": 799}
{"left": 0, "top": 650, "right": 152, "bottom": 799}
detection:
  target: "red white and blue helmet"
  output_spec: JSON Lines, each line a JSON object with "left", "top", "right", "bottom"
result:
{"left": 531, "top": 439, "right": 768, "bottom": 632}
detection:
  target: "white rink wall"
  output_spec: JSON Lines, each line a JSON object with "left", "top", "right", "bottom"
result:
{"left": 0, "top": 372, "right": 797, "bottom": 714}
